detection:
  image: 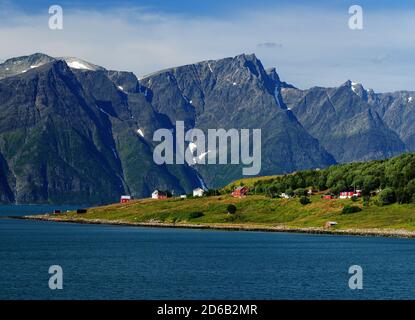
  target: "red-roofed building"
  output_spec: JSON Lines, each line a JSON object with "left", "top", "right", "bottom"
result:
{"left": 120, "top": 195, "right": 132, "bottom": 203}
{"left": 232, "top": 186, "right": 249, "bottom": 198}
{"left": 340, "top": 190, "right": 362, "bottom": 199}
{"left": 152, "top": 190, "right": 168, "bottom": 200}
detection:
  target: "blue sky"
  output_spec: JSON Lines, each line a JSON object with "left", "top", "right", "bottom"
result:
{"left": 8, "top": 0, "right": 415, "bottom": 14}
{"left": 1, "top": 1, "right": 415, "bottom": 92}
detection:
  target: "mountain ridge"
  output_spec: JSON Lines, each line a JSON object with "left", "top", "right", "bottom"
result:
{"left": 0, "top": 52, "right": 412, "bottom": 204}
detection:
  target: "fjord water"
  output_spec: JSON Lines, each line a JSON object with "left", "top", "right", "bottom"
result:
{"left": 1, "top": 206, "right": 415, "bottom": 300}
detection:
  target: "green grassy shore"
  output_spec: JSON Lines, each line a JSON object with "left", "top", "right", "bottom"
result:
{"left": 24, "top": 193, "right": 415, "bottom": 238}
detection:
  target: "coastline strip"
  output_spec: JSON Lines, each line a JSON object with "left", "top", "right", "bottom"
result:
{"left": 15, "top": 215, "right": 415, "bottom": 239}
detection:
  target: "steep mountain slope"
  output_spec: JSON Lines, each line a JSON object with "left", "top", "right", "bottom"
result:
{"left": 140, "top": 54, "right": 336, "bottom": 187}
{"left": 370, "top": 91, "right": 415, "bottom": 150}
{"left": 0, "top": 55, "right": 202, "bottom": 204}
{"left": 0, "top": 60, "right": 126, "bottom": 203}
{"left": 0, "top": 52, "right": 412, "bottom": 204}
{"left": 72, "top": 67, "right": 202, "bottom": 197}
{"left": 281, "top": 81, "right": 407, "bottom": 163}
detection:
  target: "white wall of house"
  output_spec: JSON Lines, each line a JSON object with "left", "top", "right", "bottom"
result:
{"left": 193, "top": 188, "right": 204, "bottom": 197}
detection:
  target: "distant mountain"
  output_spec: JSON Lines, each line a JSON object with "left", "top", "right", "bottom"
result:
{"left": 0, "top": 52, "right": 412, "bottom": 204}
{"left": 0, "top": 54, "right": 201, "bottom": 204}
{"left": 370, "top": 91, "right": 415, "bottom": 150}
{"left": 140, "top": 54, "right": 335, "bottom": 187}
{"left": 281, "top": 80, "right": 407, "bottom": 163}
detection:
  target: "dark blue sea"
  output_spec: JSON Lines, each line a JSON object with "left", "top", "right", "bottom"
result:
{"left": 1, "top": 205, "right": 415, "bottom": 300}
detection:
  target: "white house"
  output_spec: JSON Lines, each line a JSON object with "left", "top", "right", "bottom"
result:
{"left": 325, "top": 221, "right": 338, "bottom": 229}
{"left": 280, "top": 193, "right": 291, "bottom": 199}
{"left": 193, "top": 188, "right": 205, "bottom": 197}
{"left": 152, "top": 190, "right": 168, "bottom": 199}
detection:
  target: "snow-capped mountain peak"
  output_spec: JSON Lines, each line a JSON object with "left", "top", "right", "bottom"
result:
{"left": 58, "top": 57, "right": 105, "bottom": 71}
{"left": 350, "top": 81, "right": 364, "bottom": 93}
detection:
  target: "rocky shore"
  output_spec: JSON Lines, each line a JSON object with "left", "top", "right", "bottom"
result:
{"left": 18, "top": 215, "right": 415, "bottom": 239}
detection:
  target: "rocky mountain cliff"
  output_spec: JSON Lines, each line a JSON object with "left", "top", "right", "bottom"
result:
{"left": 0, "top": 54, "right": 202, "bottom": 204}
{"left": 281, "top": 81, "right": 407, "bottom": 163}
{"left": 0, "top": 53, "right": 412, "bottom": 204}
{"left": 140, "top": 54, "right": 335, "bottom": 187}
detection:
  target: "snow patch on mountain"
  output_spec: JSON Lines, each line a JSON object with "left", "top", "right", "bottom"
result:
{"left": 67, "top": 60, "right": 92, "bottom": 70}
{"left": 60, "top": 57, "right": 104, "bottom": 71}
{"left": 112, "top": 148, "right": 118, "bottom": 159}
{"left": 351, "top": 82, "right": 360, "bottom": 93}
{"left": 137, "top": 128, "right": 144, "bottom": 137}
{"left": 196, "top": 172, "right": 208, "bottom": 190}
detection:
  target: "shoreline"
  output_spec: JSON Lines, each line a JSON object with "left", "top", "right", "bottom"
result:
{"left": 15, "top": 215, "right": 415, "bottom": 239}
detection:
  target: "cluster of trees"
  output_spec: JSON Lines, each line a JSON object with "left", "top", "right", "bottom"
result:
{"left": 251, "top": 153, "right": 415, "bottom": 205}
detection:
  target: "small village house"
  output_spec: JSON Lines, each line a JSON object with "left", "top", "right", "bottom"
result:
{"left": 180, "top": 195, "right": 187, "bottom": 199}
{"left": 280, "top": 193, "right": 291, "bottom": 199}
{"left": 323, "top": 194, "right": 334, "bottom": 200}
{"left": 339, "top": 192, "right": 353, "bottom": 199}
{"left": 307, "top": 189, "right": 318, "bottom": 196}
{"left": 232, "top": 186, "right": 249, "bottom": 198}
{"left": 152, "top": 190, "right": 168, "bottom": 200}
{"left": 324, "top": 221, "right": 338, "bottom": 229}
{"left": 339, "top": 190, "right": 362, "bottom": 199}
{"left": 120, "top": 195, "right": 132, "bottom": 203}
{"left": 193, "top": 188, "right": 205, "bottom": 197}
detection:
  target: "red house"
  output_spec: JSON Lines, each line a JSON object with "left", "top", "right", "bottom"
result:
{"left": 120, "top": 195, "right": 132, "bottom": 203}
{"left": 232, "top": 186, "right": 249, "bottom": 198}
{"left": 323, "top": 195, "right": 334, "bottom": 200}
{"left": 152, "top": 190, "right": 168, "bottom": 200}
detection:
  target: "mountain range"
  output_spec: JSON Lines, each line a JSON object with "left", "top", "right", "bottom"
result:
{"left": 0, "top": 52, "right": 413, "bottom": 204}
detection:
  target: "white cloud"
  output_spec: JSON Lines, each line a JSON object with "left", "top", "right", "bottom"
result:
{"left": 0, "top": 4, "right": 415, "bottom": 92}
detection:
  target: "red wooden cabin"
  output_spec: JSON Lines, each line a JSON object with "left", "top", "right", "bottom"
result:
{"left": 232, "top": 186, "right": 249, "bottom": 198}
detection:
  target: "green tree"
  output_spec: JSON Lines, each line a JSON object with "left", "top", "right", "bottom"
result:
{"left": 299, "top": 196, "right": 311, "bottom": 205}
{"left": 294, "top": 188, "right": 307, "bottom": 197}
{"left": 227, "top": 204, "right": 237, "bottom": 214}
{"left": 286, "top": 188, "right": 294, "bottom": 197}
{"left": 342, "top": 205, "right": 362, "bottom": 214}
{"left": 362, "top": 175, "right": 379, "bottom": 196}
{"left": 267, "top": 186, "right": 278, "bottom": 198}
{"left": 377, "top": 188, "right": 396, "bottom": 206}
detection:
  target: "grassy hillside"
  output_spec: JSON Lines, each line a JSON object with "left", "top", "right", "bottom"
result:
{"left": 33, "top": 152, "right": 415, "bottom": 235}
{"left": 46, "top": 193, "right": 415, "bottom": 232}
{"left": 222, "top": 175, "right": 282, "bottom": 189}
